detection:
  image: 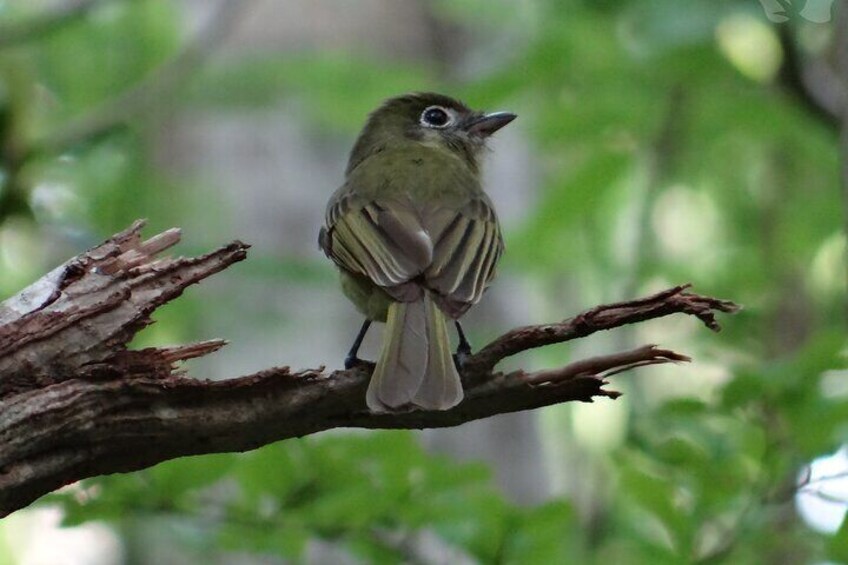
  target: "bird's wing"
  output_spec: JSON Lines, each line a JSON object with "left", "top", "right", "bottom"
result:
{"left": 320, "top": 183, "right": 503, "bottom": 315}
{"left": 424, "top": 193, "right": 504, "bottom": 318}
{"left": 320, "top": 190, "right": 433, "bottom": 290}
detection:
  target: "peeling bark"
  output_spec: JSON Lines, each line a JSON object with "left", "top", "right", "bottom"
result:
{"left": 0, "top": 221, "right": 739, "bottom": 516}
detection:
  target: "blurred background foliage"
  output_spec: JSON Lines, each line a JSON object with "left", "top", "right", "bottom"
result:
{"left": 1, "top": 0, "right": 847, "bottom": 563}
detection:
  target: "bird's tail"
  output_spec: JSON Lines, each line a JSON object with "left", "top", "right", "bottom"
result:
{"left": 366, "top": 292, "right": 463, "bottom": 411}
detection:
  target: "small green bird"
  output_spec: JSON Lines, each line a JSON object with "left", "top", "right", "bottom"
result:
{"left": 319, "top": 93, "right": 515, "bottom": 411}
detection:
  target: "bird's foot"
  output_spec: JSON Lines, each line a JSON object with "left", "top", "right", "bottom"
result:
{"left": 453, "top": 321, "right": 472, "bottom": 370}
{"left": 453, "top": 345, "right": 472, "bottom": 371}
{"left": 345, "top": 355, "right": 367, "bottom": 370}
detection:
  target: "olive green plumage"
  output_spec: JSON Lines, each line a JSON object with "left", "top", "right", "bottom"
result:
{"left": 319, "top": 92, "right": 515, "bottom": 411}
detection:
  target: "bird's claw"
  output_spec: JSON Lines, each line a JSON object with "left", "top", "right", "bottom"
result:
{"left": 345, "top": 355, "right": 365, "bottom": 370}
{"left": 453, "top": 348, "right": 471, "bottom": 371}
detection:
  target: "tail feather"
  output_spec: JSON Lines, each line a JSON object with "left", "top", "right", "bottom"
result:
{"left": 411, "top": 296, "right": 463, "bottom": 409}
{"left": 366, "top": 293, "right": 463, "bottom": 412}
{"left": 367, "top": 299, "right": 428, "bottom": 409}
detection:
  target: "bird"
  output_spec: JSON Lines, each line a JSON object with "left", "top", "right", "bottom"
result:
{"left": 318, "top": 92, "right": 515, "bottom": 412}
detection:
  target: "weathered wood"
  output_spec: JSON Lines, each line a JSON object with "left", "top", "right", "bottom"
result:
{"left": 0, "top": 221, "right": 739, "bottom": 516}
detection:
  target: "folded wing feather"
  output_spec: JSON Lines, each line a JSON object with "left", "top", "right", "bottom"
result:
{"left": 321, "top": 191, "right": 503, "bottom": 314}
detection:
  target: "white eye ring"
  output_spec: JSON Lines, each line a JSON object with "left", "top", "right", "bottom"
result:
{"left": 420, "top": 106, "right": 454, "bottom": 128}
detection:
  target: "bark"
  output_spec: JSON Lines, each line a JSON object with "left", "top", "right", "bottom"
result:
{"left": 0, "top": 221, "right": 739, "bottom": 517}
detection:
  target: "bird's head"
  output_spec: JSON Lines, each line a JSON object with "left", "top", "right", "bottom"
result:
{"left": 346, "top": 92, "right": 516, "bottom": 174}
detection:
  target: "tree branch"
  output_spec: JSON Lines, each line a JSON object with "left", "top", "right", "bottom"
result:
{"left": 0, "top": 222, "right": 739, "bottom": 517}
{"left": 775, "top": 23, "right": 846, "bottom": 131}
{"left": 464, "top": 284, "right": 738, "bottom": 378}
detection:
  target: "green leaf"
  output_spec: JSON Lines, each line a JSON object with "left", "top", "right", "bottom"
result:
{"left": 146, "top": 453, "right": 236, "bottom": 502}
{"left": 828, "top": 514, "right": 848, "bottom": 563}
{"left": 502, "top": 501, "right": 580, "bottom": 563}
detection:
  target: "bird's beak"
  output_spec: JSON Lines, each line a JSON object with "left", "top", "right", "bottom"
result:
{"left": 464, "top": 111, "right": 517, "bottom": 137}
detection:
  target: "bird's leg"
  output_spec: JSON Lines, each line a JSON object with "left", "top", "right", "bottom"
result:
{"left": 453, "top": 321, "right": 472, "bottom": 369}
{"left": 345, "top": 319, "right": 372, "bottom": 369}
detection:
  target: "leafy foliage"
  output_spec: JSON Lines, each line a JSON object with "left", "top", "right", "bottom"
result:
{"left": 48, "top": 432, "right": 581, "bottom": 563}
{"left": 2, "top": 0, "right": 848, "bottom": 562}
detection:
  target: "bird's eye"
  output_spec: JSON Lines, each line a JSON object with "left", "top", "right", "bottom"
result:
{"left": 420, "top": 106, "right": 452, "bottom": 128}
